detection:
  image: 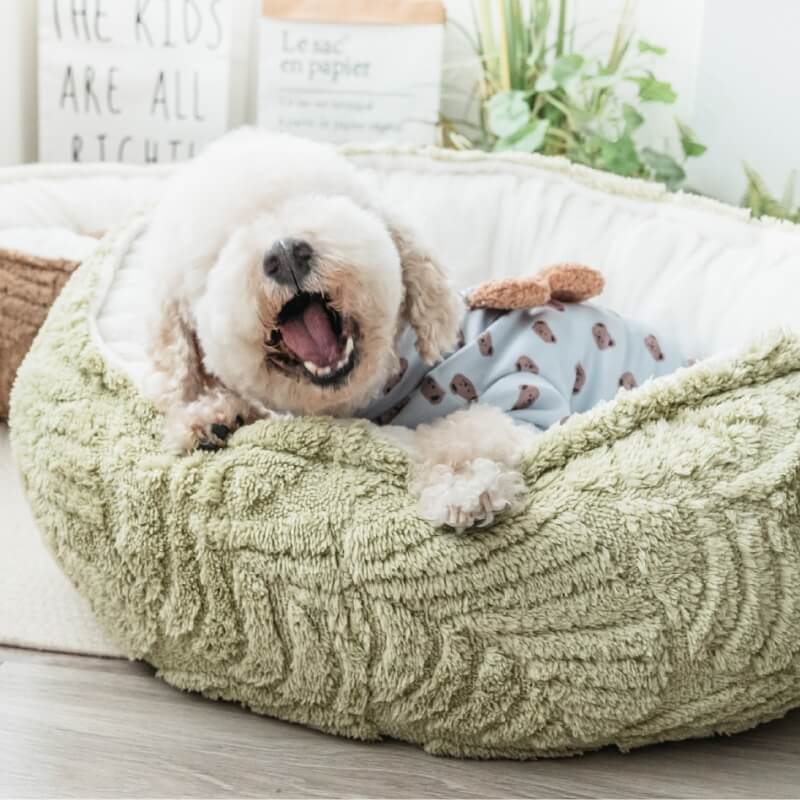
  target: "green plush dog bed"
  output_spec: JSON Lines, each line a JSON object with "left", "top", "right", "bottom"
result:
{"left": 10, "top": 213, "right": 800, "bottom": 759}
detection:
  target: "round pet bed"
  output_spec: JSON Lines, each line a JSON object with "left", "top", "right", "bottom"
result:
{"left": 9, "top": 148, "right": 800, "bottom": 758}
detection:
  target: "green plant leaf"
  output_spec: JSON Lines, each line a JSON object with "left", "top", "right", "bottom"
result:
{"left": 495, "top": 118, "right": 550, "bottom": 152}
{"left": 555, "top": 0, "right": 567, "bottom": 56}
{"left": 622, "top": 103, "right": 644, "bottom": 131}
{"left": 552, "top": 53, "right": 584, "bottom": 87}
{"left": 641, "top": 148, "right": 686, "bottom": 188}
{"left": 444, "top": 129, "right": 474, "bottom": 151}
{"left": 676, "top": 119, "right": 707, "bottom": 158}
{"left": 486, "top": 90, "right": 531, "bottom": 138}
{"left": 607, "top": 4, "right": 634, "bottom": 74}
{"left": 781, "top": 170, "right": 797, "bottom": 211}
{"left": 742, "top": 164, "right": 796, "bottom": 220}
{"left": 564, "top": 102, "right": 593, "bottom": 128}
{"left": 638, "top": 39, "right": 666, "bottom": 55}
{"left": 586, "top": 72, "right": 620, "bottom": 89}
{"left": 534, "top": 72, "right": 558, "bottom": 92}
{"left": 542, "top": 102, "right": 567, "bottom": 129}
{"left": 590, "top": 133, "right": 642, "bottom": 177}
{"left": 534, "top": 54, "right": 585, "bottom": 93}
{"left": 632, "top": 75, "right": 677, "bottom": 103}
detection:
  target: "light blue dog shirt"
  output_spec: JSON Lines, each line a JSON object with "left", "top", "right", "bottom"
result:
{"left": 359, "top": 299, "right": 687, "bottom": 431}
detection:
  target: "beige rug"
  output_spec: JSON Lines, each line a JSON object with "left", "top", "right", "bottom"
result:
{"left": 0, "top": 423, "right": 121, "bottom": 657}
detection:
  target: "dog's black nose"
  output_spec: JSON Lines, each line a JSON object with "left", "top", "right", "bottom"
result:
{"left": 263, "top": 239, "right": 314, "bottom": 288}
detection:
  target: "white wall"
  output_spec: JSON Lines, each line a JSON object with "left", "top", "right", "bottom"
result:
{"left": 688, "top": 0, "right": 800, "bottom": 204}
{"left": 0, "top": 1, "right": 37, "bottom": 164}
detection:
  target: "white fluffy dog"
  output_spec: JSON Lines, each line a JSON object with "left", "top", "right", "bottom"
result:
{"left": 143, "top": 129, "right": 535, "bottom": 531}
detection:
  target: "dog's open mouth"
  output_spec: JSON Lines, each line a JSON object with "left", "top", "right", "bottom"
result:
{"left": 268, "top": 292, "right": 357, "bottom": 385}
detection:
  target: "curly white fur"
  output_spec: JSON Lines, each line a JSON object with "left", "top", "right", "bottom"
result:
{"left": 377, "top": 405, "right": 538, "bottom": 532}
{"left": 143, "top": 128, "right": 530, "bottom": 531}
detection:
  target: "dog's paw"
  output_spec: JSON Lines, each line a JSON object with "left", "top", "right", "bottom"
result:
{"left": 413, "top": 458, "right": 527, "bottom": 533}
{"left": 166, "top": 392, "right": 260, "bottom": 453}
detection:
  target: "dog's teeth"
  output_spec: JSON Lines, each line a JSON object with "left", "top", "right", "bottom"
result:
{"left": 304, "top": 361, "right": 332, "bottom": 377}
{"left": 304, "top": 361, "right": 324, "bottom": 376}
{"left": 304, "top": 344, "right": 353, "bottom": 378}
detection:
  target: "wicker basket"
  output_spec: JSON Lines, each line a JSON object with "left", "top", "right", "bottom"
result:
{"left": 0, "top": 249, "right": 77, "bottom": 418}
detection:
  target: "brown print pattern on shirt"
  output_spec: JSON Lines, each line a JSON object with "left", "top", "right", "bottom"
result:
{"left": 376, "top": 397, "right": 410, "bottom": 425}
{"left": 478, "top": 332, "right": 493, "bottom": 356}
{"left": 644, "top": 334, "right": 664, "bottom": 361}
{"left": 512, "top": 384, "right": 540, "bottom": 411}
{"left": 592, "top": 322, "right": 615, "bottom": 350}
{"left": 450, "top": 373, "right": 478, "bottom": 402}
{"left": 516, "top": 355, "right": 539, "bottom": 373}
{"left": 619, "top": 371, "right": 637, "bottom": 390}
{"left": 573, "top": 363, "right": 586, "bottom": 394}
{"left": 420, "top": 375, "right": 445, "bottom": 404}
{"left": 532, "top": 320, "right": 557, "bottom": 343}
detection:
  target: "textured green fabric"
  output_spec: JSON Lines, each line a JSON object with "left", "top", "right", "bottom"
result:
{"left": 10, "top": 226, "right": 800, "bottom": 759}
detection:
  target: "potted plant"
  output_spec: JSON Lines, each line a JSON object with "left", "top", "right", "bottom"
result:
{"left": 443, "top": 0, "right": 706, "bottom": 190}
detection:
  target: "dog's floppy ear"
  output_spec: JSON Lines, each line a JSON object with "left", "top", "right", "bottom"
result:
{"left": 389, "top": 225, "right": 463, "bottom": 364}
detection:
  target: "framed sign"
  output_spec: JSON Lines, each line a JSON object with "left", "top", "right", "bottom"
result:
{"left": 258, "top": 0, "right": 445, "bottom": 144}
{"left": 38, "top": 0, "right": 236, "bottom": 164}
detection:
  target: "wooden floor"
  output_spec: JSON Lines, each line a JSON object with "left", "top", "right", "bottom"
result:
{"left": 2, "top": 645, "right": 800, "bottom": 799}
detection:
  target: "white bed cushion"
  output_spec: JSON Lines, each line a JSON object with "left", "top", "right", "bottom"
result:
{"left": 90, "top": 148, "right": 800, "bottom": 389}
{"left": 0, "top": 163, "right": 171, "bottom": 234}
{"left": 2, "top": 147, "right": 800, "bottom": 657}
{"left": 347, "top": 149, "right": 800, "bottom": 359}
{"left": 4, "top": 151, "right": 800, "bottom": 376}
{"left": 0, "top": 228, "right": 98, "bottom": 261}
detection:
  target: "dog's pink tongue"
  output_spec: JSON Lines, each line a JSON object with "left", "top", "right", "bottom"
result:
{"left": 279, "top": 301, "right": 339, "bottom": 366}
